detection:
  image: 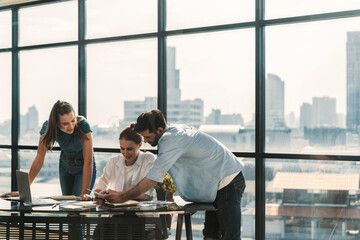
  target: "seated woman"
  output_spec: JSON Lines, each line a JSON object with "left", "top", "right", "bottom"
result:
{"left": 94, "top": 123, "right": 156, "bottom": 200}
{"left": 93, "top": 124, "right": 157, "bottom": 240}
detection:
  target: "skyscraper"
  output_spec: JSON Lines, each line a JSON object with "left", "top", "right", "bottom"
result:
{"left": 266, "top": 73, "right": 285, "bottom": 129}
{"left": 300, "top": 103, "right": 312, "bottom": 129}
{"left": 167, "top": 47, "right": 181, "bottom": 103}
{"left": 124, "top": 47, "right": 204, "bottom": 127}
{"left": 346, "top": 32, "right": 360, "bottom": 131}
{"left": 311, "top": 97, "right": 337, "bottom": 127}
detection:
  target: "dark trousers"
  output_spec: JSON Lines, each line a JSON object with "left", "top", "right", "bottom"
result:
{"left": 203, "top": 171, "right": 246, "bottom": 240}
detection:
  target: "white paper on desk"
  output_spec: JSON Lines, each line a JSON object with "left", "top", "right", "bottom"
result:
{"left": 71, "top": 201, "right": 97, "bottom": 208}
{"left": 174, "top": 196, "right": 193, "bottom": 206}
{"left": 61, "top": 201, "right": 97, "bottom": 209}
{"left": 61, "top": 204, "right": 84, "bottom": 209}
{"left": 105, "top": 200, "right": 139, "bottom": 207}
{"left": 2, "top": 196, "right": 20, "bottom": 201}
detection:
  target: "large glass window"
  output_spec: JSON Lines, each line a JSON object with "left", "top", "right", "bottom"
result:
{"left": 166, "top": 0, "right": 254, "bottom": 30}
{"left": 19, "top": 150, "right": 61, "bottom": 196}
{"left": 266, "top": 0, "right": 360, "bottom": 19}
{"left": 19, "top": 1, "right": 77, "bottom": 46}
{"left": 19, "top": 46, "right": 78, "bottom": 145}
{"left": 265, "top": 158, "right": 360, "bottom": 239}
{"left": 0, "top": 149, "right": 11, "bottom": 193}
{"left": 167, "top": 29, "right": 255, "bottom": 152}
{"left": 0, "top": 10, "right": 11, "bottom": 48}
{"left": 0, "top": 53, "right": 11, "bottom": 145}
{"left": 266, "top": 18, "right": 360, "bottom": 154}
{"left": 1, "top": 1, "right": 360, "bottom": 239}
{"left": 86, "top": 0, "right": 157, "bottom": 39}
{"left": 87, "top": 39, "right": 157, "bottom": 148}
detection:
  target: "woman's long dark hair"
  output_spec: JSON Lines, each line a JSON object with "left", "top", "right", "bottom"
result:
{"left": 41, "top": 100, "right": 85, "bottom": 151}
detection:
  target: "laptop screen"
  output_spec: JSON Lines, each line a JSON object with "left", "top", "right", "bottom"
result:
{"left": 16, "top": 170, "right": 32, "bottom": 203}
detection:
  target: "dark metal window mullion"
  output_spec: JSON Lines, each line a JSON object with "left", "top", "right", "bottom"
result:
{"left": 78, "top": 0, "right": 87, "bottom": 117}
{"left": 157, "top": 0, "right": 167, "bottom": 118}
{"left": 255, "top": 0, "right": 266, "bottom": 239}
{"left": 11, "top": 6, "right": 19, "bottom": 192}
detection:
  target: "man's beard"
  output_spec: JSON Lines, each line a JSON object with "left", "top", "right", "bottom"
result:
{"left": 149, "top": 133, "right": 161, "bottom": 146}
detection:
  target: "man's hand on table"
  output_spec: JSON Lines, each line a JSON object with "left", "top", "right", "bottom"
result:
{"left": 103, "top": 189, "right": 125, "bottom": 203}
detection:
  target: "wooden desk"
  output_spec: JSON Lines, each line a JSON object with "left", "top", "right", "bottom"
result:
{"left": 0, "top": 199, "right": 215, "bottom": 240}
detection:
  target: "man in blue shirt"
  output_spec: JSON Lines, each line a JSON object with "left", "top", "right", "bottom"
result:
{"left": 104, "top": 109, "right": 246, "bottom": 240}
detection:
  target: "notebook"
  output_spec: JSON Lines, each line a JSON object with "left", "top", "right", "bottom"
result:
{"left": 16, "top": 170, "right": 58, "bottom": 206}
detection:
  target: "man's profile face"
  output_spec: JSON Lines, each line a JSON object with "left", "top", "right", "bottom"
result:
{"left": 139, "top": 129, "right": 162, "bottom": 147}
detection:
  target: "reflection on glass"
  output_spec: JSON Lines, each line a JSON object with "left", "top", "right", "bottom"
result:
{"left": 266, "top": 0, "right": 360, "bottom": 19}
{"left": 87, "top": 39, "right": 157, "bottom": 148}
{"left": 19, "top": 1, "right": 77, "bottom": 46}
{"left": 166, "top": 0, "right": 254, "bottom": 30}
{"left": 0, "top": 149, "right": 11, "bottom": 194}
{"left": 0, "top": 53, "right": 11, "bottom": 145}
{"left": 0, "top": 10, "right": 11, "bottom": 48}
{"left": 265, "top": 159, "right": 360, "bottom": 240}
{"left": 86, "top": 0, "right": 156, "bottom": 39}
{"left": 167, "top": 30, "right": 255, "bottom": 152}
{"left": 266, "top": 18, "right": 360, "bottom": 154}
{"left": 19, "top": 150, "right": 61, "bottom": 197}
{"left": 19, "top": 46, "right": 78, "bottom": 145}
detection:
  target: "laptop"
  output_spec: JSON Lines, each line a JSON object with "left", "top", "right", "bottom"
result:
{"left": 16, "top": 170, "right": 58, "bottom": 206}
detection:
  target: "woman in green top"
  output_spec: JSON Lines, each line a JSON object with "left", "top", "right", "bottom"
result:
{"left": 1, "top": 100, "right": 96, "bottom": 200}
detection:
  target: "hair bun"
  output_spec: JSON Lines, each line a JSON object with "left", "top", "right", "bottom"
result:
{"left": 130, "top": 122, "right": 136, "bottom": 130}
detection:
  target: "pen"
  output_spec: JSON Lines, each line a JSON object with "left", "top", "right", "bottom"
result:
{"left": 52, "top": 203, "right": 60, "bottom": 209}
{"left": 94, "top": 191, "right": 105, "bottom": 197}
{"left": 86, "top": 188, "right": 105, "bottom": 198}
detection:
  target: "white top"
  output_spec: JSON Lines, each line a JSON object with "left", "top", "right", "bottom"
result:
{"left": 95, "top": 151, "right": 156, "bottom": 198}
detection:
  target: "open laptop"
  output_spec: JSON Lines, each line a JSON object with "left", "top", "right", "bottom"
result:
{"left": 16, "top": 170, "right": 58, "bottom": 206}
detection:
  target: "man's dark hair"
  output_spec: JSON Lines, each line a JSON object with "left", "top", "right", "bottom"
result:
{"left": 134, "top": 109, "right": 166, "bottom": 133}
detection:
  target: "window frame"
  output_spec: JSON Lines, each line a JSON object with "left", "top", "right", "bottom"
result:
{"left": 0, "top": 1, "right": 360, "bottom": 239}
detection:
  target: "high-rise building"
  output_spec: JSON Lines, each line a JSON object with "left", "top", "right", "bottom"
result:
{"left": 300, "top": 103, "right": 312, "bottom": 129}
{"left": 205, "top": 108, "right": 244, "bottom": 125}
{"left": 26, "top": 106, "right": 39, "bottom": 130}
{"left": 311, "top": 97, "right": 337, "bottom": 127}
{"left": 266, "top": 73, "right": 285, "bottom": 129}
{"left": 346, "top": 32, "right": 360, "bottom": 131}
{"left": 124, "top": 47, "right": 204, "bottom": 127}
{"left": 167, "top": 47, "right": 181, "bottom": 104}
{"left": 20, "top": 106, "right": 39, "bottom": 133}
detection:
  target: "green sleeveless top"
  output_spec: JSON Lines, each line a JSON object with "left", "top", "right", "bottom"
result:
{"left": 40, "top": 116, "right": 92, "bottom": 160}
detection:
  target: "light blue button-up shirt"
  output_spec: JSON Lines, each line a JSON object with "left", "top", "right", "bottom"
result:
{"left": 146, "top": 124, "right": 244, "bottom": 203}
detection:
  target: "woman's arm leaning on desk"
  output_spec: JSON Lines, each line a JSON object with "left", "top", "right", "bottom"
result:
{"left": 0, "top": 136, "right": 47, "bottom": 198}
{"left": 104, "top": 177, "right": 157, "bottom": 203}
{"left": 29, "top": 136, "right": 47, "bottom": 184}
{"left": 79, "top": 132, "right": 94, "bottom": 201}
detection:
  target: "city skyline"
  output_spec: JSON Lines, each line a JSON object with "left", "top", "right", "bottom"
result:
{"left": 1, "top": 8, "right": 360, "bottom": 126}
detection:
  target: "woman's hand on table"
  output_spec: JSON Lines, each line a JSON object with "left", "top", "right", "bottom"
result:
{"left": 79, "top": 193, "right": 92, "bottom": 201}
{"left": 0, "top": 192, "right": 19, "bottom": 198}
